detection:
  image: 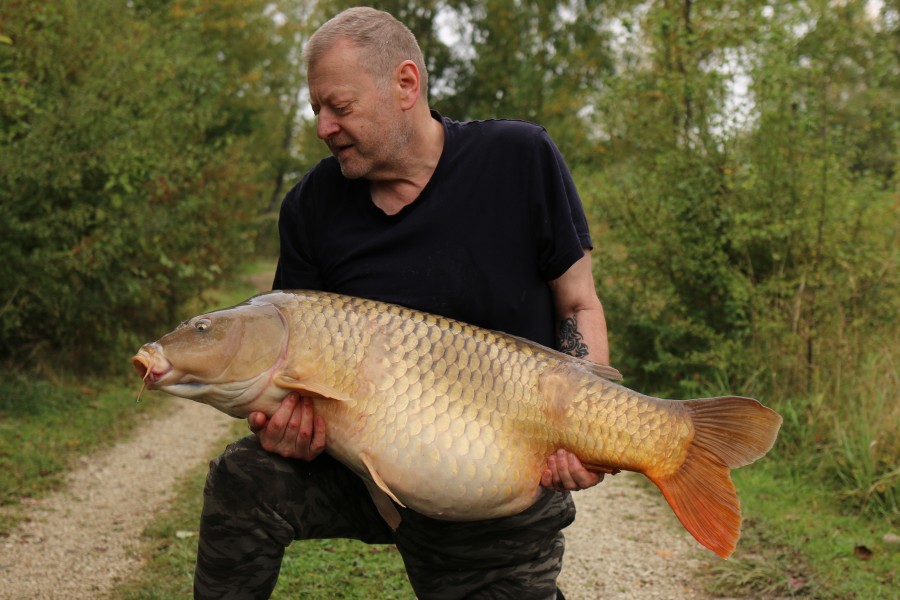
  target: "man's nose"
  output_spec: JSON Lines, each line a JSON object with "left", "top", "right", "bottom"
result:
{"left": 317, "top": 112, "right": 339, "bottom": 140}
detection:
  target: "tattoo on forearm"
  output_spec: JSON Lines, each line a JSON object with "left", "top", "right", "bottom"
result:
{"left": 558, "top": 316, "right": 589, "bottom": 358}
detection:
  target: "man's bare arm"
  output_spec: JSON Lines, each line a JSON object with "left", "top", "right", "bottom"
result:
{"left": 543, "top": 249, "right": 611, "bottom": 490}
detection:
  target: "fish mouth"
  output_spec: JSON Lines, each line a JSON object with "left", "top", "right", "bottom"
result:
{"left": 131, "top": 344, "right": 172, "bottom": 386}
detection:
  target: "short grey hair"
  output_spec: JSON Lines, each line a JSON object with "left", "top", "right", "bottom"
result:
{"left": 303, "top": 7, "right": 428, "bottom": 95}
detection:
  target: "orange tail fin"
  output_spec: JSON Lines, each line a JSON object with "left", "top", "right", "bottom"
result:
{"left": 648, "top": 396, "right": 782, "bottom": 559}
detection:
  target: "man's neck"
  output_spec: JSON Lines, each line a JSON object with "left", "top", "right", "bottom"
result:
{"left": 370, "top": 113, "right": 444, "bottom": 215}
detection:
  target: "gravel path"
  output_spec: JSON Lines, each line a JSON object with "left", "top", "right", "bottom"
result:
{"left": 0, "top": 396, "right": 713, "bottom": 599}
{"left": 558, "top": 472, "right": 711, "bottom": 599}
{"left": 0, "top": 399, "right": 234, "bottom": 600}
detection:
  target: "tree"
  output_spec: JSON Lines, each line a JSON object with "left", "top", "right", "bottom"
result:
{"left": 0, "top": 0, "right": 309, "bottom": 370}
{"left": 581, "top": 0, "right": 897, "bottom": 396}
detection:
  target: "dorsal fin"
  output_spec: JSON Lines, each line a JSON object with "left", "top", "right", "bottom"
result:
{"left": 504, "top": 332, "right": 623, "bottom": 381}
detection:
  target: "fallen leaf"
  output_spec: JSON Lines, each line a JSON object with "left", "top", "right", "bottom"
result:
{"left": 854, "top": 545, "right": 874, "bottom": 560}
{"left": 788, "top": 576, "right": 807, "bottom": 590}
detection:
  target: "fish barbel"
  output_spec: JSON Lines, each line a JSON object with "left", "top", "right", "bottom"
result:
{"left": 132, "top": 290, "right": 781, "bottom": 558}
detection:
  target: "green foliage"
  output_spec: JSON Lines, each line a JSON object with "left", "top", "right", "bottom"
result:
{"left": 773, "top": 346, "right": 899, "bottom": 520}
{"left": 575, "top": 3, "right": 898, "bottom": 546}
{"left": 581, "top": 0, "right": 898, "bottom": 401}
{"left": 433, "top": 0, "right": 615, "bottom": 164}
{"left": 0, "top": 0, "right": 305, "bottom": 372}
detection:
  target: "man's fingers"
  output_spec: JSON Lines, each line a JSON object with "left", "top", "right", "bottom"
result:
{"left": 310, "top": 415, "right": 327, "bottom": 455}
{"left": 248, "top": 411, "right": 267, "bottom": 433}
{"left": 567, "top": 452, "right": 603, "bottom": 488}
{"left": 293, "top": 398, "right": 316, "bottom": 458}
{"left": 542, "top": 450, "right": 605, "bottom": 491}
{"left": 269, "top": 393, "right": 298, "bottom": 432}
{"left": 556, "top": 449, "right": 577, "bottom": 490}
{"left": 541, "top": 455, "right": 556, "bottom": 488}
{"left": 258, "top": 393, "right": 299, "bottom": 453}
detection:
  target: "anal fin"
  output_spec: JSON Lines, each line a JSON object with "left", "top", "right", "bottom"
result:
{"left": 580, "top": 462, "right": 621, "bottom": 476}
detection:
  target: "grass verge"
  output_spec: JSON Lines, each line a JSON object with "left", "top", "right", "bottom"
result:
{"left": 700, "top": 463, "right": 899, "bottom": 598}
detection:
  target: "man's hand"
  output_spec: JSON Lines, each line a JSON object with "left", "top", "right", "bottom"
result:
{"left": 541, "top": 449, "right": 604, "bottom": 491}
{"left": 248, "top": 392, "right": 326, "bottom": 460}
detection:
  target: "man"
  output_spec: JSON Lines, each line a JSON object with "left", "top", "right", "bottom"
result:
{"left": 195, "top": 7, "right": 609, "bottom": 599}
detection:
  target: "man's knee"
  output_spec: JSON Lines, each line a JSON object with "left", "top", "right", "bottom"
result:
{"left": 198, "top": 435, "right": 300, "bottom": 568}
{"left": 202, "top": 435, "right": 297, "bottom": 519}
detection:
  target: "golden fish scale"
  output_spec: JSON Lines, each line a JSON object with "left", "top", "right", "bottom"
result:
{"left": 562, "top": 377, "right": 694, "bottom": 478}
{"left": 280, "top": 292, "right": 692, "bottom": 519}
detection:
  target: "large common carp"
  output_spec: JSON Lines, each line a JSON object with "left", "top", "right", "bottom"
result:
{"left": 132, "top": 290, "right": 781, "bottom": 559}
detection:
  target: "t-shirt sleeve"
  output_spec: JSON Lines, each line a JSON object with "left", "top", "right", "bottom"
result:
{"left": 530, "top": 129, "right": 593, "bottom": 281}
{"left": 272, "top": 175, "right": 325, "bottom": 291}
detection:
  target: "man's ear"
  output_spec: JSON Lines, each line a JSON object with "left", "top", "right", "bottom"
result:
{"left": 396, "top": 60, "right": 421, "bottom": 110}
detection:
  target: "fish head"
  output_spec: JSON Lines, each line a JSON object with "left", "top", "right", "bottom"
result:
{"left": 131, "top": 298, "right": 289, "bottom": 418}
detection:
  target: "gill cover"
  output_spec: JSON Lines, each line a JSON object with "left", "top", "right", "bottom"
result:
{"left": 158, "top": 300, "right": 288, "bottom": 384}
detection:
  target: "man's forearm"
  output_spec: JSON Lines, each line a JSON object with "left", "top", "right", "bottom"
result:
{"left": 557, "top": 306, "right": 609, "bottom": 365}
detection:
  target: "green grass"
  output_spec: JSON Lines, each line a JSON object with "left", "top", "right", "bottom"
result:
{"left": 274, "top": 541, "right": 412, "bottom": 599}
{"left": 698, "top": 343, "right": 899, "bottom": 598}
{"left": 701, "top": 458, "right": 899, "bottom": 598}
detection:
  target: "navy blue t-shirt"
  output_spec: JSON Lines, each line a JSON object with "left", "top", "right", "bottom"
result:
{"left": 273, "top": 111, "right": 591, "bottom": 349}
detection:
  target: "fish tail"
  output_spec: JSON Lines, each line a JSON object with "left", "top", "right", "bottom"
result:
{"left": 649, "top": 396, "right": 782, "bottom": 559}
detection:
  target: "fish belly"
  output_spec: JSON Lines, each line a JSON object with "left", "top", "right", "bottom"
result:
{"left": 323, "top": 412, "right": 548, "bottom": 520}
{"left": 292, "top": 294, "right": 563, "bottom": 520}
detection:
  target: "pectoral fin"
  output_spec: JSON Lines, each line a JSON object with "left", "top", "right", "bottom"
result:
{"left": 360, "top": 451, "right": 406, "bottom": 508}
{"left": 273, "top": 372, "right": 352, "bottom": 402}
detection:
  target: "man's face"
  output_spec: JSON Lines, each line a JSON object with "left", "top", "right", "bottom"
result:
{"left": 307, "top": 39, "right": 410, "bottom": 180}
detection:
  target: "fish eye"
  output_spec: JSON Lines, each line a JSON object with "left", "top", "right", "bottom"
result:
{"left": 195, "top": 318, "right": 212, "bottom": 333}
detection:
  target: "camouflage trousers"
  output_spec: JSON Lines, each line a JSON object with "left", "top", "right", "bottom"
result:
{"left": 194, "top": 436, "right": 576, "bottom": 600}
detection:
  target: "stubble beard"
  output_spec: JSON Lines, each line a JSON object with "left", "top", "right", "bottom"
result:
{"left": 337, "top": 107, "right": 414, "bottom": 180}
